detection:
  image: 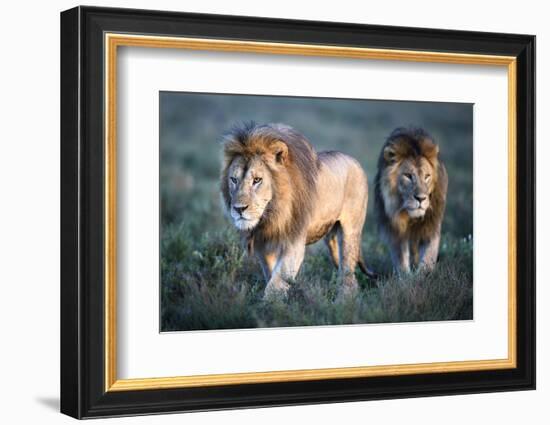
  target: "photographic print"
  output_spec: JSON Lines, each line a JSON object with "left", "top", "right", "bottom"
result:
{"left": 160, "top": 92, "right": 473, "bottom": 332}
{"left": 61, "top": 8, "right": 535, "bottom": 417}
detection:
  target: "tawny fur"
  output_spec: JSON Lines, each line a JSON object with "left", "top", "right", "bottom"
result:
{"left": 221, "top": 122, "right": 372, "bottom": 298}
{"left": 374, "top": 127, "right": 448, "bottom": 273}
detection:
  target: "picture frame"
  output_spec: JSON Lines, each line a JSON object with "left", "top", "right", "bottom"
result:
{"left": 60, "top": 5, "right": 535, "bottom": 419}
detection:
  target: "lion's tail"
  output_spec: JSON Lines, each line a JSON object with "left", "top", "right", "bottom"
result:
{"left": 357, "top": 247, "right": 378, "bottom": 280}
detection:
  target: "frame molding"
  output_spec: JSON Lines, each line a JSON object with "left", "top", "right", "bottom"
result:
{"left": 61, "top": 6, "right": 535, "bottom": 419}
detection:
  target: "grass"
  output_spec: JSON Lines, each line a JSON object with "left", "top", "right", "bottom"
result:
{"left": 159, "top": 92, "right": 474, "bottom": 331}
{"left": 161, "top": 222, "right": 473, "bottom": 331}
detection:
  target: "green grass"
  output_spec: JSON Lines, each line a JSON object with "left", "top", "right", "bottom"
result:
{"left": 159, "top": 92, "right": 473, "bottom": 331}
{"left": 161, "top": 222, "right": 473, "bottom": 331}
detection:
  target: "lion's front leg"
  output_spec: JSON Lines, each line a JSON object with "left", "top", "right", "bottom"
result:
{"left": 263, "top": 239, "right": 306, "bottom": 299}
{"left": 390, "top": 238, "right": 411, "bottom": 274}
{"left": 419, "top": 230, "right": 441, "bottom": 271}
{"left": 256, "top": 248, "right": 278, "bottom": 283}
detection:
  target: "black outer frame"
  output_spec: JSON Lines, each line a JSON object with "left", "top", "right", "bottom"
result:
{"left": 60, "top": 5, "right": 536, "bottom": 419}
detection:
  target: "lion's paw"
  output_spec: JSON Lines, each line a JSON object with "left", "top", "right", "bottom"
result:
{"left": 263, "top": 280, "right": 290, "bottom": 301}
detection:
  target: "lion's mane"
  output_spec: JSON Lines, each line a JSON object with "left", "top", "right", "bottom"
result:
{"left": 374, "top": 127, "right": 448, "bottom": 243}
{"left": 220, "top": 122, "right": 320, "bottom": 247}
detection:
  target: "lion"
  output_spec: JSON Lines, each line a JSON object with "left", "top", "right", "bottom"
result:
{"left": 220, "top": 122, "right": 373, "bottom": 298}
{"left": 374, "top": 127, "right": 448, "bottom": 274}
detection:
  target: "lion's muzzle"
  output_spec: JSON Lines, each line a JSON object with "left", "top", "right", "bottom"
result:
{"left": 404, "top": 194, "right": 430, "bottom": 218}
{"left": 230, "top": 203, "right": 260, "bottom": 231}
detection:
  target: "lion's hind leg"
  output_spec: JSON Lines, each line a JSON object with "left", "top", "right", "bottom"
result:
{"left": 338, "top": 226, "right": 362, "bottom": 295}
{"left": 324, "top": 223, "right": 341, "bottom": 269}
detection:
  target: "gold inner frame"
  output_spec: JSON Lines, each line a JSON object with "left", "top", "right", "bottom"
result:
{"left": 104, "top": 33, "right": 517, "bottom": 392}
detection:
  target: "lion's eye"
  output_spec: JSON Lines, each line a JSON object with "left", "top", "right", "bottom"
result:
{"left": 230, "top": 177, "right": 238, "bottom": 184}
{"left": 403, "top": 173, "right": 413, "bottom": 181}
{"left": 253, "top": 177, "right": 262, "bottom": 185}
{"left": 425, "top": 174, "right": 431, "bottom": 181}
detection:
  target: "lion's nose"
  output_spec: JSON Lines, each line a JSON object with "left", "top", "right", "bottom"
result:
{"left": 233, "top": 205, "right": 248, "bottom": 215}
{"left": 415, "top": 194, "right": 427, "bottom": 203}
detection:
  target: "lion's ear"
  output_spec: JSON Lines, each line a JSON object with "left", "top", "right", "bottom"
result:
{"left": 270, "top": 140, "right": 289, "bottom": 164}
{"left": 383, "top": 145, "right": 397, "bottom": 164}
{"left": 421, "top": 139, "right": 439, "bottom": 160}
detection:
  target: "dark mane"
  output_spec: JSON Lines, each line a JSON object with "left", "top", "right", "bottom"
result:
{"left": 220, "top": 123, "right": 320, "bottom": 246}
{"left": 374, "top": 126, "right": 448, "bottom": 242}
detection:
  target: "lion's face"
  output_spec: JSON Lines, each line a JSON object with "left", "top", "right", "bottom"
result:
{"left": 395, "top": 157, "right": 435, "bottom": 218}
{"left": 379, "top": 132, "right": 440, "bottom": 223}
{"left": 226, "top": 156, "right": 274, "bottom": 231}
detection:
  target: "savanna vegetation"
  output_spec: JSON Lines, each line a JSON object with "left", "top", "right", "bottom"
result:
{"left": 160, "top": 93, "right": 473, "bottom": 331}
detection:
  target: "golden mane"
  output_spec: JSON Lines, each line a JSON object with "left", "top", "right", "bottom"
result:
{"left": 220, "top": 123, "right": 319, "bottom": 246}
